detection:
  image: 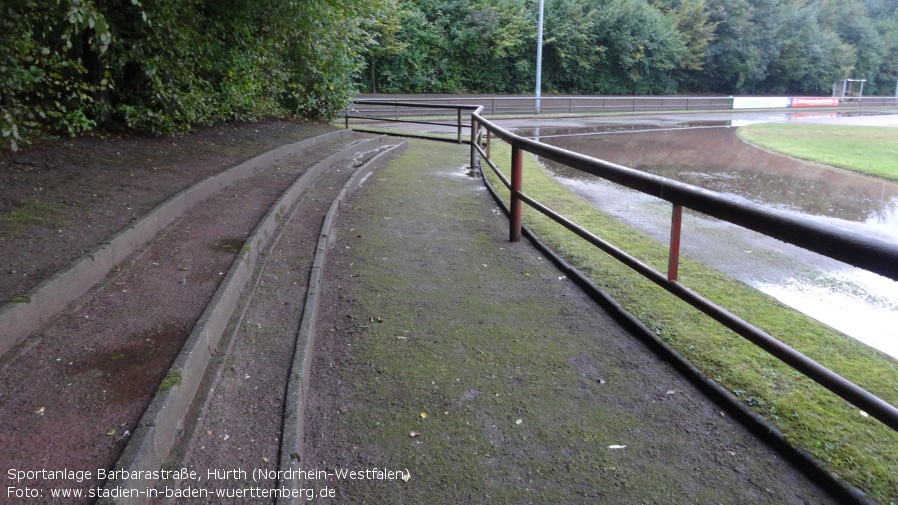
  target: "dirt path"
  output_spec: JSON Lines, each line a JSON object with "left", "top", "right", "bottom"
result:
{"left": 0, "top": 120, "right": 862, "bottom": 504}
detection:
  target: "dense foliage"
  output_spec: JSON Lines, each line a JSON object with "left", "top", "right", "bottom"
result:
{"left": 1, "top": 0, "right": 377, "bottom": 150}
{"left": 4, "top": 0, "right": 898, "bottom": 150}
{"left": 361, "top": 0, "right": 898, "bottom": 97}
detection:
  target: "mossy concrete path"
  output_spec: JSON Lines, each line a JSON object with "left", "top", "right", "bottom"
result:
{"left": 303, "top": 139, "right": 840, "bottom": 503}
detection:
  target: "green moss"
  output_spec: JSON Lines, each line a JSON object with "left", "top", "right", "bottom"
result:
{"left": 483, "top": 140, "right": 898, "bottom": 502}
{"left": 158, "top": 371, "right": 183, "bottom": 392}
{"left": 11, "top": 296, "right": 30, "bottom": 303}
{"left": 315, "top": 139, "right": 822, "bottom": 503}
{"left": 0, "top": 199, "right": 70, "bottom": 236}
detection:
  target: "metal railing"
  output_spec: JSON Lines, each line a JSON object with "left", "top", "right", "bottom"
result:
{"left": 347, "top": 99, "right": 481, "bottom": 171}
{"left": 345, "top": 100, "right": 479, "bottom": 143}
{"left": 472, "top": 109, "right": 898, "bottom": 432}
{"left": 347, "top": 99, "right": 898, "bottom": 432}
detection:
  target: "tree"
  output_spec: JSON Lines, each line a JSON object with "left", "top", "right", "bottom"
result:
{"left": 766, "top": 3, "right": 854, "bottom": 94}
{"left": 2, "top": 0, "right": 379, "bottom": 150}
{"left": 588, "top": 0, "right": 687, "bottom": 94}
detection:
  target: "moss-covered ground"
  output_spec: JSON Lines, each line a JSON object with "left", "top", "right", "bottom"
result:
{"left": 305, "top": 139, "right": 846, "bottom": 504}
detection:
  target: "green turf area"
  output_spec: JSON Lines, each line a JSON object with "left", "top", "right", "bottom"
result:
{"left": 482, "top": 141, "right": 898, "bottom": 503}
{"left": 737, "top": 123, "right": 898, "bottom": 182}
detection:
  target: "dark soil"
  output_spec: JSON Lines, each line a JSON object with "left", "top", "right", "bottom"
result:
{"left": 0, "top": 119, "right": 334, "bottom": 303}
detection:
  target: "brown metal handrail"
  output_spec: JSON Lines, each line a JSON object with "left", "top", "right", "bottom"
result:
{"left": 472, "top": 110, "right": 898, "bottom": 432}
{"left": 346, "top": 98, "right": 898, "bottom": 432}
{"left": 347, "top": 100, "right": 481, "bottom": 146}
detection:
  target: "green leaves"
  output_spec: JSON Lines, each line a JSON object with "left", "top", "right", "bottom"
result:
{"left": 2, "top": 0, "right": 380, "bottom": 149}
{"left": 357, "top": 0, "right": 898, "bottom": 97}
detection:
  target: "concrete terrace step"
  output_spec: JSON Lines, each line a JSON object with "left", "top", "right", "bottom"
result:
{"left": 0, "top": 132, "right": 398, "bottom": 503}
{"left": 99, "top": 138, "right": 407, "bottom": 504}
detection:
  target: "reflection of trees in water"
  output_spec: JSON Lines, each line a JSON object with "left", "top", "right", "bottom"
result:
{"left": 541, "top": 128, "right": 898, "bottom": 225}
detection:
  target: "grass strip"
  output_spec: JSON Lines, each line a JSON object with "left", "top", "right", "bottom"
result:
{"left": 0, "top": 198, "right": 70, "bottom": 237}
{"left": 737, "top": 123, "right": 898, "bottom": 182}
{"left": 482, "top": 139, "right": 898, "bottom": 503}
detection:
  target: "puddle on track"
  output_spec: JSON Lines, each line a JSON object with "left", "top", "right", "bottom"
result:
{"left": 531, "top": 122, "right": 898, "bottom": 358}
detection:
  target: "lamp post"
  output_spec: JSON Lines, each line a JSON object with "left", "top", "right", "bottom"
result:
{"left": 535, "top": 0, "right": 544, "bottom": 114}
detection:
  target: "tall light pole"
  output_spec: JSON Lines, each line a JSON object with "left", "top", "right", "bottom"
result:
{"left": 535, "top": 0, "right": 545, "bottom": 114}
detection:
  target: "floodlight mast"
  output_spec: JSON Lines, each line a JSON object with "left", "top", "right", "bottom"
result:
{"left": 535, "top": 0, "right": 544, "bottom": 114}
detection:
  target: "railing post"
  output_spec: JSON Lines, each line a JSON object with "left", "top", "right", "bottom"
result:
{"left": 486, "top": 131, "right": 491, "bottom": 159}
{"left": 470, "top": 117, "right": 478, "bottom": 169}
{"left": 510, "top": 146, "right": 524, "bottom": 242}
{"left": 668, "top": 204, "right": 683, "bottom": 282}
{"left": 345, "top": 113, "right": 349, "bottom": 129}
{"left": 457, "top": 109, "right": 462, "bottom": 144}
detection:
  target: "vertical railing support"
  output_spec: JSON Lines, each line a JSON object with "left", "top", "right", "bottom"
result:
{"left": 344, "top": 113, "right": 349, "bottom": 129}
{"left": 486, "top": 131, "right": 492, "bottom": 159}
{"left": 457, "top": 109, "right": 463, "bottom": 144}
{"left": 668, "top": 204, "right": 683, "bottom": 282}
{"left": 470, "top": 117, "right": 478, "bottom": 169}
{"left": 510, "top": 146, "right": 524, "bottom": 242}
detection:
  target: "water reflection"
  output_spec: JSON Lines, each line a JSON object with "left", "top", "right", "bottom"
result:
{"left": 537, "top": 127, "right": 898, "bottom": 238}
{"left": 526, "top": 123, "right": 898, "bottom": 358}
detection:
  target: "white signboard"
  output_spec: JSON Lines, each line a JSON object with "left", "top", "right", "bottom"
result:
{"left": 732, "top": 97, "right": 790, "bottom": 109}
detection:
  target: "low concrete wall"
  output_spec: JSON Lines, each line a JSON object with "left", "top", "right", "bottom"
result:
{"left": 98, "top": 135, "right": 397, "bottom": 505}
{"left": 276, "top": 141, "right": 408, "bottom": 505}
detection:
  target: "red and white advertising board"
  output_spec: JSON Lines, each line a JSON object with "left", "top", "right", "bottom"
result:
{"left": 790, "top": 97, "right": 840, "bottom": 108}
